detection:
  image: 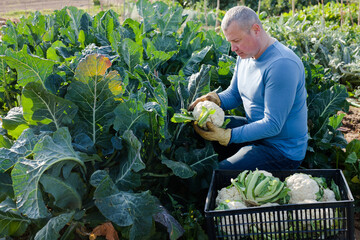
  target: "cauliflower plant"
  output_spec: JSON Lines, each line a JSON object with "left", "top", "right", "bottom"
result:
{"left": 192, "top": 101, "right": 224, "bottom": 129}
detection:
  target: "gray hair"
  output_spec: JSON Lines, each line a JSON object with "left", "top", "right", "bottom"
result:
{"left": 221, "top": 6, "right": 262, "bottom": 32}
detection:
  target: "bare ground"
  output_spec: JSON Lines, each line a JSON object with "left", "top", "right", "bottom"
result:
{"left": 0, "top": 0, "right": 93, "bottom": 13}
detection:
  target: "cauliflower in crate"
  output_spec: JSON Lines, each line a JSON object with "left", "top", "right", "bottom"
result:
{"left": 215, "top": 185, "right": 242, "bottom": 206}
{"left": 215, "top": 200, "right": 250, "bottom": 235}
{"left": 292, "top": 199, "right": 335, "bottom": 230}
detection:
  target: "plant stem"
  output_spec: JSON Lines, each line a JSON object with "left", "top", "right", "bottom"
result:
{"left": 143, "top": 172, "right": 174, "bottom": 177}
{"left": 60, "top": 222, "right": 78, "bottom": 240}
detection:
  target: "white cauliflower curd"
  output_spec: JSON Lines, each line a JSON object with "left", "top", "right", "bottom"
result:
{"left": 192, "top": 101, "right": 224, "bottom": 129}
{"left": 321, "top": 188, "right": 337, "bottom": 202}
{"left": 215, "top": 186, "right": 242, "bottom": 206}
{"left": 285, "top": 173, "right": 320, "bottom": 204}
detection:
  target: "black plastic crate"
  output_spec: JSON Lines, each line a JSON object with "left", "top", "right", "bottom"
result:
{"left": 204, "top": 169, "right": 355, "bottom": 240}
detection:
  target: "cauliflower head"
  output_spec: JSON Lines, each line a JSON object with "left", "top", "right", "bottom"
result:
{"left": 321, "top": 188, "right": 336, "bottom": 202}
{"left": 285, "top": 173, "right": 320, "bottom": 204}
{"left": 215, "top": 186, "right": 242, "bottom": 206}
{"left": 192, "top": 101, "right": 224, "bottom": 129}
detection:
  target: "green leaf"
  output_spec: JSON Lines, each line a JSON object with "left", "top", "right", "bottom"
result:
{"left": 141, "top": 78, "right": 171, "bottom": 145}
{"left": 152, "top": 35, "right": 178, "bottom": 52}
{"left": 156, "top": 5, "right": 183, "bottom": 36}
{"left": 346, "top": 139, "right": 360, "bottom": 156}
{"left": 329, "top": 113, "right": 345, "bottom": 129}
{"left": 345, "top": 152, "right": 358, "bottom": 164}
{"left": 91, "top": 170, "right": 119, "bottom": 197}
{"left": 1, "top": 107, "right": 29, "bottom": 139}
{"left": 175, "top": 144, "right": 218, "bottom": 175}
{"left": 34, "top": 211, "right": 75, "bottom": 240}
{"left": 78, "top": 30, "right": 86, "bottom": 48}
{"left": 0, "top": 173, "right": 13, "bottom": 199}
{"left": 0, "top": 128, "right": 45, "bottom": 173}
{"left": 180, "top": 21, "right": 202, "bottom": 53}
{"left": 66, "top": 6, "right": 85, "bottom": 38}
{"left": 39, "top": 174, "right": 83, "bottom": 210}
{"left": 153, "top": 205, "right": 184, "bottom": 240}
{"left": 94, "top": 190, "right": 160, "bottom": 240}
{"left": 308, "top": 84, "right": 349, "bottom": 121}
{"left": 119, "top": 38, "right": 143, "bottom": 72}
{"left": 22, "top": 82, "right": 78, "bottom": 130}
{"left": 181, "top": 46, "right": 214, "bottom": 77}
{"left": 66, "top": 54, "right": 126, "bottom": 147}
{"left": 5, "top": 45, "right": 56, "bottom": 87}
{"left": 161, "top": 156, "right": 196, "bottom": 179}
{"left": 46, "top": 40, "right": 67, "bottom": 61}
{"left": 113, "top": 94, "right": 150, "bottom": 136}
{"left": 143, "top": 38, "right": 175, "bottom": 71}
{"left": 11, "top": 128, "right": 85, "bottom": 219}
{"left": 0, "top": 135, "right": 12, "bottom": 149}
{"left": 136, "top": 0, "right": 155, "bottom": 33}
{"left": 113, "top": 130, "right": 145, "bottom": 190}
{"left": 0, "top": 208, "right": 30, "bottom": 237}
{"left": 1, "top": 20, "right": 21, "bottom": 51}
{"left": 187, "top": 64, "right": 212, "bottom": 105}
{"left": 204, "top": 30, "right": 230, "bottom": 55}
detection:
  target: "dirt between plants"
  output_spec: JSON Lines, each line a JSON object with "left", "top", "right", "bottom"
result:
{"left": 0, "top": 0, "right": 92, "bottom": 13}
{"left": 339, "top": 105, "right": 360, "bottom": 143}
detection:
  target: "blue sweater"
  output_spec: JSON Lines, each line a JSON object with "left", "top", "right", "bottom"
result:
{"left": 218, "top": 41, "right": 308, "bottom": 161}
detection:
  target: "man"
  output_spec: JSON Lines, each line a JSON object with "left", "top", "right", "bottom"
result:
{"left": 188, "top": 6, "right": 308, "bottom": 170}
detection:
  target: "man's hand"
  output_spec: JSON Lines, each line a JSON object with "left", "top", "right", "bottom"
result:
{"left": 193, "top": 122, "right": 231, "bottom": 146}
{"left": 188, "top": 92, "right": 221, "bottom": 111}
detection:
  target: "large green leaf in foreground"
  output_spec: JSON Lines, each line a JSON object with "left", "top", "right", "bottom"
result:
{"left": 11, "top": 128, "right": 85, "bottom": 219}
{"left": 66, "top": 54, "right": 126, "bottom": 148}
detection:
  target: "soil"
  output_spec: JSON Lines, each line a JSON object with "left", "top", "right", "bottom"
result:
{"left": 339, "top": 105, "right": 360, "bottom": 143}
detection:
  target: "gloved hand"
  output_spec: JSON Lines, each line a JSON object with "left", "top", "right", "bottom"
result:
{"left": 188, "top": 92, "right": 221, "bottom": 111}
{"left": 193, "top": 122, "right": 232, "bottom": 146}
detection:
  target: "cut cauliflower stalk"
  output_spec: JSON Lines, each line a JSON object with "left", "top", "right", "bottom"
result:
{"left": 192, "top": 101, "right": 224, "bottom": 129}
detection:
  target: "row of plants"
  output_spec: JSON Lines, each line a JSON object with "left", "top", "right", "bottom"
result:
{"left": 0, "top": 0, "right": 359, "bottom": 239}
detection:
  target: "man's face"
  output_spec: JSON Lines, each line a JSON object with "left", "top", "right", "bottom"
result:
{"left": 224, "top": 21, "right": 260, "bottom": 59}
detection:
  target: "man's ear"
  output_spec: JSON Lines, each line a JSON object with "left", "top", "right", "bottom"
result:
{"left": 251, "top": 23, "right": 261, "bottom": 35}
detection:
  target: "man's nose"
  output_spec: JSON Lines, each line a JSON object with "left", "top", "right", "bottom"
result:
{"left": 231, "top": 44, "right": 238, "bottom": 52}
